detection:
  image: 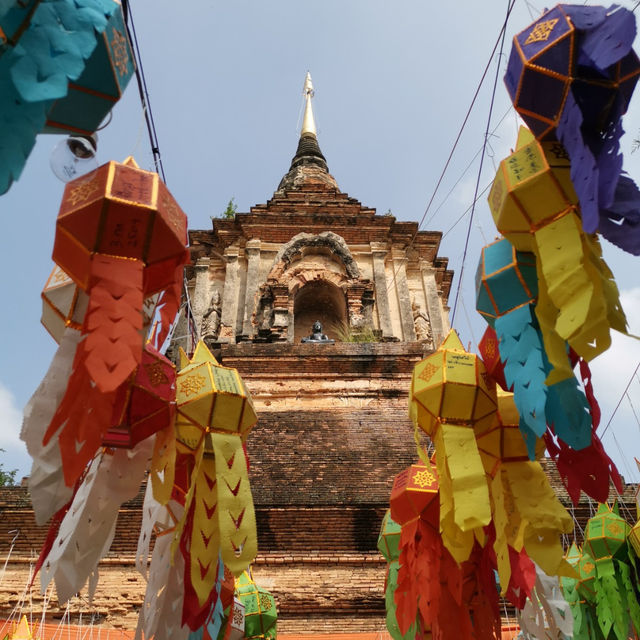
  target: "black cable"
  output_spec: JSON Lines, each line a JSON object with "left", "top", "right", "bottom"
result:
{"left": 450, "top": 0, "right": 513, "bottom": 325}
{"left": 121, "top": 0, "right": 166, "bottom": 183}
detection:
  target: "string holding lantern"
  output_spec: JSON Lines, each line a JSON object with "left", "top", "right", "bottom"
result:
{"left": 505, "top": 4, "right": 640, "bottom": 254}
{"left": 41, "top": 156, "right": 188, "bottom": 487}
{"left": 0, "top": 0, "right": 134, "bottom": 194}
{"left": 410, "top": 330, "right": 495, "bottom": 561}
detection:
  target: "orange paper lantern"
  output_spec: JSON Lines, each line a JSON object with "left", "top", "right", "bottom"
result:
{"left": 53, "top": 157, "right": 188, "bottom": 295}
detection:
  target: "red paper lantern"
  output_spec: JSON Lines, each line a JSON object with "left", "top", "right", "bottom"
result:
{"left": 390, "top": 461, "right": 438, "bottom": 526}
{"left": 102, "top": 343, "right": 176, "bottom": 448}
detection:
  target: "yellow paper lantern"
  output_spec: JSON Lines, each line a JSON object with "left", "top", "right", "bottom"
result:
{"left": 488, "top": 128, "right": 629, "bottom": 374}
{"left": 488, "top": 127, "right": 577, "bottom": 252}
{"left": 411, "top": 331, "right": 496, "bottom": 432}
{"left": 410, "top": 331, "right": 496, "bottom": 560}
{"left": 168, "top": 341, "right": 258, "bottom": 613}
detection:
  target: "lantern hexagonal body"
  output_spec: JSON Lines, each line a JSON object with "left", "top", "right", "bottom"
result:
{"left": 176, "top": 343, "right": 257, "bottom": 437}
{"left": 102, "top": 344, "right": 175, "bottom": 448}
{"left": 235, "top": 571, "right": 277, "bottom": 640}
{"left": 53, "top": 157, "right": 188, "bottom": 295}
{"left": 475, "top": 238, "right": 538, "bottom": 325}
{"left": 411, "top": 331, "right": 496, "bottom": 433}
{"left": 505, "top": 6, "right": 574, "bottom": 140}
{"left": 475, "top": 389, "right": 535, "bottom": 476}
{"left": 629, "top": 519, "right": 640, "bottom": 558}
{"left": 488, "top": 133, "right": 577, "bottom": 251}
{"left": 377, "top": 509, "right": 401, "bottom": 562}
{"left": 389, "top": 461, "right": 438, "bottom": 526}
{"left": 505, "top": 5, "right": 640, "bottom": 140}
{"left": 44, "top": 2, "right": 134, "bottom": 135}
{"left": 576, "top": 550, "right": 597, "bottom": 602}
{"left": 41, "top": 264, "right": 89, "bottom": 342}
{"left": 584, "top": 503, "right": 630, "bottom": 565}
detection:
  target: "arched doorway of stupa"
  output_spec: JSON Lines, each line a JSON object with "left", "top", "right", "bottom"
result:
{"left": 293, "top": 278, "right": 347, "bottom": 342}
{"left": 252, "top": 231, "right": 376, "bottom": 342}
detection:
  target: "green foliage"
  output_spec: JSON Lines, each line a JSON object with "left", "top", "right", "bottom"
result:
{"left": 221, "top": 198, "right": 237, "bottom": 219}
{"left": 0, "top": 450, "right": 17, "bottom": 486}
{"left": 332, "top": 322, "right": 378, "bottom": 343}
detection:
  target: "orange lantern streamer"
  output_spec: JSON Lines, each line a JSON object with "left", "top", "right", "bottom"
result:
{"left": 44, "top": 157, "right": 189, "bottom": 487}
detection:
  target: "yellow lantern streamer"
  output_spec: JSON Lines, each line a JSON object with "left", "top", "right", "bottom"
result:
{"left": 488, "top": 127, "right": 631, "bottom": 379}
{"left": 164, "top": 340, "right": 258, "bottom": 613}
{"left": 189, "top": 452, "right": 220, "bottom": 605}
{"left": 475, "top": 389, "right": 575, "bottom": 592}
{"left": 410, "top": 330, "right": 496, "bottom": 561}
{"left": 210, "top": 431, "right": 257, "bottom": 576}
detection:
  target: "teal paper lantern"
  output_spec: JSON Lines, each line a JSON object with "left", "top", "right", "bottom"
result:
{"left": 44, "top": 0, "right": 134, "bottom": 135}
{"left": 475, "top": 237, "right": 538, "bottom": 326}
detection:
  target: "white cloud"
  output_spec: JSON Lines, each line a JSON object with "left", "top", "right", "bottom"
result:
{"left": 0, "top": 383, "right": 31, "bottom": 483}
{"left": 590, "top": 288, "right": 640, "bottom": 483}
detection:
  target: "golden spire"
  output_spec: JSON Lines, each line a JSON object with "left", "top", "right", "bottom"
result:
{"left": 301, "top": 71, "right": 317, "bottom": 137}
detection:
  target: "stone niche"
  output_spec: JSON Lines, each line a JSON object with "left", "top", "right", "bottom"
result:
{"left": 255, "top": 231, "right": 375, "bottom": 343}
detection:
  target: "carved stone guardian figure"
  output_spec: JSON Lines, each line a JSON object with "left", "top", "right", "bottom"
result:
{"left": 201, "top": 290, "right": 222, "bottom": 347}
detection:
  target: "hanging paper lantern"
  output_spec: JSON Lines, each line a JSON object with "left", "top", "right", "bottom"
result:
{"left": 101, "top": 343, "right": 176, "bottom": 448}
{"left": 560, "top": 543, "right": 602, "bottom": 640}
{"left": 54, "top": 156, "right": 188, "bottom": 296}
{"left": 40, "top": 157, "right": 188, "bottom": 486}
{"left": 505, "top": 5, "right": 640, "bottom": 254}
{"left": 390, "top": 462, "right": 500, "bottom": 639}
{"left": 0, "top": 0, "right": 134, "bottom": 194}
{"left": 581, "top": 503, "right": 640, "bottom": 640}
{"left": 410, "top": 330, "right": 495, "bottom": 557}
{"left": 235, "top": 570, "right": 277, "bottom": 640}
{"left": 169, "top": 341, "right": 258, "bottom": 626}
{"left": 583, "top": 503, "right": 630, "bottom": 570}
{"left": 44, "top": 1, "right": 134, "bottom": 135}
{"left": 378, "top": 508, "right": 401, "bottom": 563}
{"left": 505, "top": 5, "right": 640, "bottom": 140}
{"left": 475, "top": 236, "right": 537, "bottom": 325}
{"left": 475, "top": 236, "right": 592, "bottom": 453}
{"left": 475, "top": 389, "right": 573, "bottom": 590}
{"left": 41, "top": 264, "right": 88, "bottom": 343}
{"left": 478, "top": 325, "right": 508, "bottom": 391}
{"left": 488, "top": 127, "right": 629, "bottom": 369}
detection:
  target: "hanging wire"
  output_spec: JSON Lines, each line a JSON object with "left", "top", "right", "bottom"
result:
{"left": 450, "top": 0, "right": 512, "bottom": 325}
{"left": 121, "top": 0, "right": 166, "bottom": 182}
{"left": 600, "top": 361, "right": 640, "bottom": 438}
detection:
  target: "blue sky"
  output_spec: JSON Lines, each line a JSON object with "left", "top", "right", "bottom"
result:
{"left": 1, "top": 0, "right": 639, "bottom": 482}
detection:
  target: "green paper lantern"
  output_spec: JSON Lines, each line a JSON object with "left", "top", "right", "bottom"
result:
{"left": 378, "top": 509, "right": 401, "bottom": 563}
{"left": 235, "top": 570, "right": 277, "bottom": 640}
{"left": 584, "top": 503, "right": 630, "bottom": 572}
